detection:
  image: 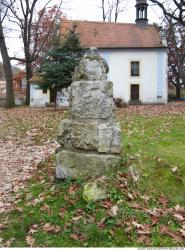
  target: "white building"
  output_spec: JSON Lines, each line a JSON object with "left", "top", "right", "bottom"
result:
{"left": 30, "top": 83, "right": 50, "bottom": 107}
{"left": 30, "top": 84, "right": 69, "bottom": 107}
{"left": 61, "top": 0, "right": 168, "bottom": 104}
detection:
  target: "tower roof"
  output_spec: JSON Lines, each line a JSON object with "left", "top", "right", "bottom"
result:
{"left": 136, "top": 0, "right": 148, "bottom": 4}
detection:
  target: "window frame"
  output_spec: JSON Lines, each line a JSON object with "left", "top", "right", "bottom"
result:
{"left": 130, "top": 61, "right": 140, "bottom": 77}
{"left": 42, "top": 88, "right": 47, "bottom": 94}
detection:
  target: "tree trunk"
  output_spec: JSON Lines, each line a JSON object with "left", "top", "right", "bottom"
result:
{"left": 54, "top": 90, "right": 57, "bottom": 110}
{"left": 25, "top": 61, "right": 33, "bottom": 105}
{"left": 176, "top": 85, "right": 181, "bottom": 99}
{"left": 0, "top": 23, "right": 15, "bottom": 108}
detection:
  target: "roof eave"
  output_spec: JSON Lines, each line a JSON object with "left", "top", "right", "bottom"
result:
{"left": 95, "top": 46, "right": 168, "bottom": 50}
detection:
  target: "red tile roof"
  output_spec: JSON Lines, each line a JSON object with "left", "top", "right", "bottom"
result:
{"left": 61, "top": 20, "right": 165, "bottom": 49}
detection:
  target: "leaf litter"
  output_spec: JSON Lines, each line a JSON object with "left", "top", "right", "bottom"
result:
{"left": 0, "top": 105, "right": 185, "bottom": 246}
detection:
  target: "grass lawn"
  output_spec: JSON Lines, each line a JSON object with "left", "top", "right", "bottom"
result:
{"left": 0, "top": 105, "right": 185, "bottom": 247}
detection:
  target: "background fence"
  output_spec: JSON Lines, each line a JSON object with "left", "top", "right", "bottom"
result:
{"left": 0, "top": 80, "right": 26, "bottom": 107}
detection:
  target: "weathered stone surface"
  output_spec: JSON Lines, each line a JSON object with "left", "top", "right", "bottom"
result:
{"left": 98, "top": 123, "right": 122, "bottom": 154}
{"left": 57, "top": 119, "right": 121, "bottom": 154}
{"left": 56, "top": 150, "right": 120, "bottom": 178}
{"left": 69, "top": 80, "right": 115, "bottom": 120}
{"left": 56, "top": 164, "right": 73, "bottom": 179}
{"left": 72, "top": 48, "right": 109, "bottom": 81}
{"left": 83, "top": 181, "right": 107, "bottom": 202}
{"left": 57, "top": 119, "right": 99, "bottom": 150}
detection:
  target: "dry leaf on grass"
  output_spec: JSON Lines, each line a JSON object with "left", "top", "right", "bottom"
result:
{"left": 132, "top": 221, "right": 144, "bottom": 229}
{"left": 4, "top": 238, "right": 15, "bottom": 247}
{"left": 101, "top": 200, "right": 113, "bottom": 209}
{"left": 59, "top": 207, "right": 66, "bottom": 218}
{"left": 137, "top": 235, "right": 151, "bottom": 245}
{"left": 180, "top": 229, "right": 185, "bottom": 237}
{"left": 125, "top": 226, "right": 133, "bottom": 233}
{"left": 174, "top": 205, "right": 185, "bottom": 215}
{"left": 70, "top": 233, "right": 85, "bottom": 241}
{"left": 160, "top": 225, "right": 184, "bottom": 242}
{"left": 42, "top": 223, "right": 61, "bottom": 233}
{"left": 26, "top": 235, "right": 35, "bottom": 247}
{"left": 158, "top": 194, "right": 169, "bottom": 207}
{"left": 150, "top": 215, "right": 159, "bottom": 225}
{"left": 40, "top": 204, "right": 50, "bottom": 212}
{"left": 110, "top": 205, "right": 119, "bottom": 216}
{"left": 98, "top": 217, "right": 106, "bottom": 229}
{"left": 173, "top": 213, "right": 184, "bottom": 222}
{"left": 72, "top": 216, "right": 82, "bottom": 221}
{"left": 137, "top": 228, "right": 151, "bottom": 235}
{"left": 68, "top": 184, "right": 79, "bottom": 194}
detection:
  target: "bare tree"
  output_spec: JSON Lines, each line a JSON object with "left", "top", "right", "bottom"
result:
{"left": 2, "top": 0, "right": 63, "bottom": 105}
{"left": 100, "top": 0, "right": 127, "bottom": 22}
{"left": 0, "top": 1, "right": 15, "bottom": 108}
{"left": 162, "top": 18, "right": 185, "bottom": 98}
{"left": 148, "top": 0, "right": 185, "bottom": 26}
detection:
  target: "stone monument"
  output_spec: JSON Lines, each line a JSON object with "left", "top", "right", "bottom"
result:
{"left": 56, "top": 48, "right": 122, "bottom": 179}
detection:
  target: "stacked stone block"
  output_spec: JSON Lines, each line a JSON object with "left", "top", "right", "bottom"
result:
{"left": 56, "top": 48, "right": 122, "bottom": 179}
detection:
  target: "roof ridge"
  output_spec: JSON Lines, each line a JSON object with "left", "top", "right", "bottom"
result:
{"left": 62, "top": 19, "right": 154, "bottom": 27}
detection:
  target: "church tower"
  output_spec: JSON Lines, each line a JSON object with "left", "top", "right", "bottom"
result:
{"left": 135, "top": 0, "right": 148, "bottom": 28}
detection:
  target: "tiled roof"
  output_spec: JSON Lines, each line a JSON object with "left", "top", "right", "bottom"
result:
{"left": 61, "top": 20, "right": 166, "bottom": 49}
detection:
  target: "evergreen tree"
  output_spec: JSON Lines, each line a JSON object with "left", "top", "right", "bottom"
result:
{"left": 41, "top": 25, "right": 85, "bottom": 105}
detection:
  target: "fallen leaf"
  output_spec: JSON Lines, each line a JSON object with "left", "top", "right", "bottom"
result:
{"left": 72, "top": 216, "right": 82, "bottom": 221}
{"left": 0, "top": 224, "right": 7, "bottom": 230}
{"left": 180, "top": 229, "right": 185, "bottom": 237}
{"left": 68, "top": 184, "right": 79, "bottom": 194}
{"left": 4, "top": 238, "right": 15, "bottom": 247}
{"left": 174, "top": 205, "right": 185, "bottom": 214}
{"left": 132, "top": 221, "right": 144, "bottom": 229}
{"left": 110, "top": 205, "right": 119, "bottom": 216}
{"left": 26, "top": 235, "right": 35, "bottom": 247}
{"left": 101, "top": 200, "right": 113, "bottom": 209}
{"left": 151, "top": 215, "right": 159, "bottom": 225}
{"left": 137, "top": 235, "right": 151, "bottom": 245}
{"left": 28, "top": 228, "right": 38, "bottom": 235}
{"left": 125, "top": 226, "right": 133, "bottom": 233}
{"left": 137, "top": 229, "right": 151, "bottom": 235}
{"left": 14, "top": 207, "right": 23, "bottom": 212}
{"left": 173, "top": 213, "right": 184, "bottom": 222}
{"left": 158, "top": 194, "right": 168, "bottom": 207}
{"left": 171, "top": 166, "right": 178, "bottom": 173}
{"left": 70, "top": 233, "right": 85, "bottom": 242}
{"left": 127, "top": 193, "right": 134, "bottom": 200}
{"left": 40, "top": 204, "right": 49, "bottom": 212}
{"left": 160, "top": 225, "right": 184, "bottom": 242}
{"left": 43, "top": 223, "right": 61, "bottom": 233}
{"left": 31, "top": 197, "right": 44, "bottom": 206}
{"left": 70, "top": 234, "right": 79, "bottom": 240}
{"left": 130, "top": 202, "right": 142, "bottom": 210}
{"left": 59, "top": 207, "right": 66, "bottom": 218}
{"left": 98, "top": 217, "right": 106, "bottom": 229}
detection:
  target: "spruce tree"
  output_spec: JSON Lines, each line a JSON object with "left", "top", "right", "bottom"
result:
{"left": 41, "top": 24, "right": 85, "bottom": 105}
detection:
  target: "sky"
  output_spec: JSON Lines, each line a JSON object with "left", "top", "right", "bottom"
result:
{"left": 4, "top": 0, "right": 163, "bottom": 65}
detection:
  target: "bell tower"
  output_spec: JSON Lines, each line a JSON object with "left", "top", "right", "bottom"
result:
{"left": 135, "top": 0, "right": 148, "bottom": 28}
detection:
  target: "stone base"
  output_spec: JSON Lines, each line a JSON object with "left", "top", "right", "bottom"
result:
{"left": 56, "top": 149, "right": 121, "bottom": 179}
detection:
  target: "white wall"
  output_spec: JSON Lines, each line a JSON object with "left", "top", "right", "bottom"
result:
{"left": 30, "top": 84, "right": 50, "bottom": 107}
{"left": 100, "top": 49, "right": 168, "bottom": 104}
{"left": 57, "top": 88, "right": 69, "bottom": 107}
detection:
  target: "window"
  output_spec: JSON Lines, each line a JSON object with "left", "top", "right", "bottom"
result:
{"left": 43, "top": 89, "right": 47, "bottom": 94}
{"left": 131, "top": 61, "right": 140, "bottom": 77}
